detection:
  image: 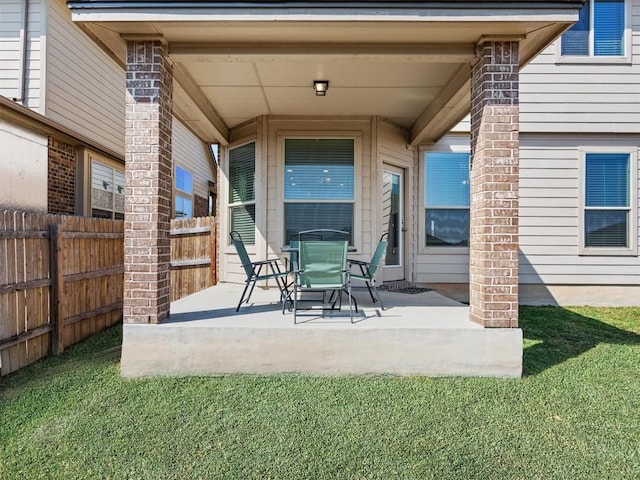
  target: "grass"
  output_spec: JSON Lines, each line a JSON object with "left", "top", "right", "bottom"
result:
{"left": 1, "top": 306, "right": 639, "bottom": 480}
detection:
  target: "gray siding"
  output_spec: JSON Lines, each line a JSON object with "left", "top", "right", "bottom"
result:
{"left": 172, "top": 118, "right": 215, "bottom": 200}
{"left": 519, "top": 0, "right": 640, "bottom": 133}
{"left": 0, "top": 0, "right": 43, "bottom": 111}
{"left": 519, "top": 135, "right": 640, "bottom": 285}
{"left": 45, "top": 0, "right": 124, "bottom": 155}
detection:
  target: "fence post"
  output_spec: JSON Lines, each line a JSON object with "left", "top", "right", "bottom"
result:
{"left": 209, "top": 219, "right": 216, "bottom": 286}
{"left": 49, "top": 222, "right": 65, "bottom": 355}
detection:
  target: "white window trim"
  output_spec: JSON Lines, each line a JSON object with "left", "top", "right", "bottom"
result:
{"left": 419, "top": 144, "right": 471, "bottom": 256}
{"left": 555, "top": 0, "right": 632, "bottom": 65}
{"left": 277, "top": 132, "right": 362, "bottom": 253}
{"left": 174, "top": 165, "right": 194, "bottom": 219}
{"left": 578, "top": 146, "right": 638, "bottom": 256}
{"left": 85, "top": 150, "right": 125, "bottom": 220}
{"left": 223, "top": 136, "right": 257, "bottom": 255}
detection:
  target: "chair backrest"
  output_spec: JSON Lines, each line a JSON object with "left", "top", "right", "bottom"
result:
{"left": 299, "top": 229, "right": 349, "bottom": 243}
{"left": 287, "top": 240, "right": 299, "bottom": 273}
{"left": 298, "top": 240, "right": 348, "bottom": 288}
{"left": 230, "top": 231, "right": 254, "bottom": 278}
{"left": 367, "top": 233, "right": 389, "bottom": 277}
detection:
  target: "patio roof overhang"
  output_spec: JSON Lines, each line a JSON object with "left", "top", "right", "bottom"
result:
{"left": 67, "top": 0, "right": 583, "bottom": 146}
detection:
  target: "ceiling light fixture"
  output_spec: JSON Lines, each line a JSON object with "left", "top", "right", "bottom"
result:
{"left": 313, "top": 80, "right": 329, "bottom": 96}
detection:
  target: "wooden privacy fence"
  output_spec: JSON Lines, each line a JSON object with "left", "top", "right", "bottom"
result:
{"left": 170, "top": 216, "right": 217, "bottom": 301}
{"left": 0, "top": 212, "right": 217, "bottom": 376}
{"left": 0, "top": 212, "right": 123, "bottom": 376}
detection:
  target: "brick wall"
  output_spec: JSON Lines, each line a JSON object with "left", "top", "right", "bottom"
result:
{"left": 123, "top": 39, "right": 173, "bottom": 324}
{"left": 194, "top": 194, "right": 209, "bottom": 218}
{"left": 469, "top": 41, "right": 520, "bottom": 328}
{"left": 47, "top": 136, "right": 76, "bottom": 215}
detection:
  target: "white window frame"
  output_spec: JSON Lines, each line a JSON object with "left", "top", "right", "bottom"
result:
{"left": 277, "top": 132, "right": 362, "bottom": 252}
{"left": 226, "top": 138, "right": 257, "bottom": 248}
{"left": 556, "top": 0, "right": 632, "bottom": 64}
{"left": 87, "top": 152, "right": 125, "bottom": 220}
{"left": 578, "top": 147, "right": 638, "bottom": 256}
{"left": 174, "top": 165, "right": 194, "bottom": 219}
{"left": 419, "top": 145, "right": 471, "bottom": 255}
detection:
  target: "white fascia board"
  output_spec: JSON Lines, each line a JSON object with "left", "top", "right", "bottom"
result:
{"left": 70, "top": 9, "right": 579, "bottom": 24}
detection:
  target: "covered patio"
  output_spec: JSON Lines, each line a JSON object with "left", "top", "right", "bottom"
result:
{"left": 121, "top": 283, "right": 522, "bottom": 377}
{"left": 66, "top": 0, "right": 583, "bottom": 377}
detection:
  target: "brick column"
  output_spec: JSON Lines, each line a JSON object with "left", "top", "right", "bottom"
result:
{"left": 469, "top": 40, "right": 520, "bottom": 328}
{"left": 124, "top": 39, "right": 173, "bottom": 324}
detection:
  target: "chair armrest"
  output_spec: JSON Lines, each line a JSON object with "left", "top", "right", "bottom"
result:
{"left": 348, "top": 259, "right": 368, "bottom": 267}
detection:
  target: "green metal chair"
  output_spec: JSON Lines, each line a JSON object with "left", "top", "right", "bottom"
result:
{"left": 230, "top": 231, "right": 289, "bottom": 312}
{"left": 292, "top": 230, "right": 353, "bottom": 323}
{"left": 349, "top": 233, "right": 388, "bottom": 309}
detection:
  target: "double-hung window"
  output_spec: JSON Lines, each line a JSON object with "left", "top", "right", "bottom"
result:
{"left": 284, "top": 138, "right": 355, "bottom": 244}
{"left": 424, "top": 152, "right": 470, "bottom": 247}
{"left": 174, "top": 166, "right": 193, "bottom": 218}
{"left": 91, "top": 160, "right": 125, "bottom": 220}
{"left": 229, "top": 142, "right": 256, "bottom": 245}
{"left": 561, "top": 0, "right": 626, "bottom": 57}
{"left": 582, "top": 151, "right": 637, "bottom": 254}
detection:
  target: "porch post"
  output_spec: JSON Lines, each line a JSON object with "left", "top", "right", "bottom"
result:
{"left": 123, "top": 38, "right": 173, "bottom": 324}
{"left": 469, "top": 40, "right": 520, "bottom": 328}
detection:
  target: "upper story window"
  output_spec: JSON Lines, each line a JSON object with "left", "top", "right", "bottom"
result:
{"left": 91, "top": 160, "right": 124, "bottom": 220}
{"left": 175, "top": 166, "right": 193, "bottom": 218}
{"left": 229, "top": 142, "right": 256, "bottom": 245}
{"left": 582, "top": 151, "right": 637, "bottom": 255}
{"left": 425, "top": 152, "right": 470, "bottom": 247}
{"left": 283, "top": 138, "right": 355, "bottom": 245}
{"left": 561, "top": 0, "right": 626, "bottom": 57}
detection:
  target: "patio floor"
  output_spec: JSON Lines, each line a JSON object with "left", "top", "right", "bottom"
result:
{"left": 120, "top": 283, "right": 523, "bottom": 378}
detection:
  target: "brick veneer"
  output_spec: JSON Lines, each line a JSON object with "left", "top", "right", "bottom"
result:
{"left": 48, "top": 136, "right": 76, "bottom": 214}
{"left": 193, "top": 194, "right": 209, "bottom": 218}
{"left": 124, "top": 39, "right": 173, "bottom": 324}
{"left": 469, "top": 40, "right": 520, "bottom": 328}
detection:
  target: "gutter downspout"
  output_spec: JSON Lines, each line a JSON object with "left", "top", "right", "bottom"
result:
{"left": 14, "top": 0, "right": 29, "bottom": 104}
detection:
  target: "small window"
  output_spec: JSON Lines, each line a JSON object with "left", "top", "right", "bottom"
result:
{"left": 561, "top": 0, "right": 625, "bottom": 57}
{"left": 584, "top": 153, "right": 630, "bottom": 248}
{"left": 91, "top": 160, "right": 124, "bottom": 220}
{"left": 284, "top": 138, "right": 354, "bottom": 244}
{"left": 175, "top": 166, "right": 193, "bottom": 218}
{"left": 425, "top": 152, "right": 470, "bottom": 247}
{"left": 229, "top": 142, "right": 256, "bottom": 244}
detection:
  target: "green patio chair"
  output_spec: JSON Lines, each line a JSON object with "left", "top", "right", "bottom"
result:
{"left": 349, "top": 233, "right": 388, "bottom": 309}
{"left": 230, "top": 231, "right": 289, "bottom": 312}
{"left": 292, "top": 231, "right": 353, "bottom": 324}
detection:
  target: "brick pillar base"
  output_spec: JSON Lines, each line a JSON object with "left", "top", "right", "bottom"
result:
{"left": 469, "top": 40, "right": 520, "bottom": 328}
{"left": 123, "top": 39, "right": 173, "bottom": 324}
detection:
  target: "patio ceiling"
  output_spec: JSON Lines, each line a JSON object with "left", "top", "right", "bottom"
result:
{"left": 68, "top": 2, "right": 582, "bottom": 146}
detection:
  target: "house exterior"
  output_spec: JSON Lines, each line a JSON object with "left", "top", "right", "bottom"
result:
{"left": 0, "top": 0, "right": 216, "bottom": 219}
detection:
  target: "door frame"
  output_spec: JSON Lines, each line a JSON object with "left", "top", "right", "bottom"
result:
{"left": 381, "top": 164, "right": 406, "bottom": 282}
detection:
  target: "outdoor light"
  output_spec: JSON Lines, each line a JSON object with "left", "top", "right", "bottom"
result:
{"left": 313, "top": 80, "right": 329, "bottom": 96}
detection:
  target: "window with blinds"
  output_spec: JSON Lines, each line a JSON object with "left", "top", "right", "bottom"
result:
{"left": 229, "top": 142, "right": 256, "bottom": 244}
{"left": 284, "top": 138, "right": 354, "bottom": 244}
{"left": 91, "top": 160, "right": 125, "bottom": 220}
{"left": 425, "top": 152, "right": 470, "bottom": 247}
{"left": 584, "top": 153, "right": 630, "bottom": 247}
{"left": 561, "top": 0, "right": 625, "bottom": 57}
{"left": 175, "top": 166, "right": 193, "bottom": 218}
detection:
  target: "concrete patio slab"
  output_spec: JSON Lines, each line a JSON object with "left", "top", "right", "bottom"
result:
{"left": 120, "top": 283, "right": 522, "bottom": 378}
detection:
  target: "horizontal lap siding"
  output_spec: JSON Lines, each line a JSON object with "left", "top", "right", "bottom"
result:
{"left": 172, "top": 119, "right": 215, "bottom": 200}
{"left": 519, "top": 135, "right": 640, "bottom": 285}
{"left": 519, "top": 1, "right": 640, "bottom": 134}
{"left": 0, "top": 0, "right": 42, "bottom": 111}
{"left": 45, "top": 0, "right": 124, "bottom": 156}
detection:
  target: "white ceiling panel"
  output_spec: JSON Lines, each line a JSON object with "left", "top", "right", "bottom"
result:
{"left": 186, "top": 62, "right": 260, "bottom": 87}
{"left": 200, "top": 86, "right": 270, "bottom": 118}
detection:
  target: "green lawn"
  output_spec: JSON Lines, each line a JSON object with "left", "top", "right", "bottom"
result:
{"left": 1, "top": 306, "right": 639, "bottom": 480}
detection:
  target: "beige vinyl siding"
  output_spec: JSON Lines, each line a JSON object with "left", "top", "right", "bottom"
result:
{"left": 172, "top": 118, "right": 215, "bottom": 200}
{"left": 519, "top": 135, "right": 640, "bottom": 285}
{"left": 44, "top": 0, "right": 124, "bottom": 156}
{"left": 519, "top": 0, "right": 640, "bottom": 134}
{"left": 415, "top": 135, "right": 470, "bottom": 284}
{"left": 0, "top": 0, "right": 43, "bottom": 111}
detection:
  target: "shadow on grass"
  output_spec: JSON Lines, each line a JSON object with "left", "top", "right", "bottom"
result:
{"left": 520, "top": 306, "right": 640, "bottom": 377}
